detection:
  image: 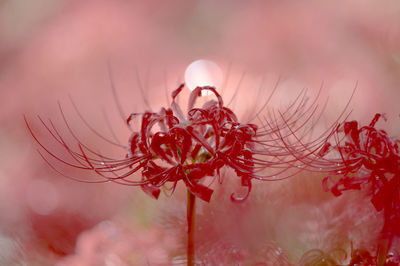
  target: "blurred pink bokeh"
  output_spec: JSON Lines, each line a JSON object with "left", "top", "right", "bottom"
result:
{"left": 1, "top": 0, "right": 400, "bottom": 264}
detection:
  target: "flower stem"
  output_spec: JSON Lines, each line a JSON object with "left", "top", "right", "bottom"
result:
{"left": 377, "top": 238, "right": 388, "bottom": 266}
{"left": 187, "top": 190, "right": 196, "bottom": 266}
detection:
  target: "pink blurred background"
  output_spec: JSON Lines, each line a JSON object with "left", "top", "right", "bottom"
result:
{"left": 1, "top": 0, "right": 400, "bottom": 264}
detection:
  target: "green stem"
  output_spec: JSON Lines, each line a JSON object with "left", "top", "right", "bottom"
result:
{"left": 377, "top": 238, "right": 388, "bottom": 266}
{"left": 187, "top": 190, "right": 196, "bottom": 266}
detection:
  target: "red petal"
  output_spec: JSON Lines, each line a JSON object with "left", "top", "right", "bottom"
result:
{"left": 183, "top": 177, "right": 213, "bottom": 202}
{"left": 141, "top": 183, "right": 161, "bottom": 199}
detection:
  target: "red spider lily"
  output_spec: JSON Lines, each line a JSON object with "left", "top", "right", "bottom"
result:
{"left": 313, "top": 113, "right": 400, "bottom": 258}
{"left": 26, "top": 83, "right": 304, "bottom": 203}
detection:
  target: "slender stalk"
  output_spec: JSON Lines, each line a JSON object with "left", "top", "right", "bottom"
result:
{"left": 378, "top": 209, "right": 391, "bottom": 266}
{"left": 377, "top": 238, "right": 388, "bottom": 266}
{"left": 187, "top": 190, "right": 196, "bottom": 266}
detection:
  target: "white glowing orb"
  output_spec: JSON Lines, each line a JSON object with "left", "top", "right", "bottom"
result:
{"left": 26, "top": 179, "right": 59, "bottom": 215}
{"left": 184, "top": 59, "right": 223, "bottom": 96}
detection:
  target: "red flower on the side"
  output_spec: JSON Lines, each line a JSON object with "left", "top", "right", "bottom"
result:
{"left": 316, "top": 113, "right": 400, "bottom": 243}
{"left": 26, "top": 84, "right": 291, "bottom": 203}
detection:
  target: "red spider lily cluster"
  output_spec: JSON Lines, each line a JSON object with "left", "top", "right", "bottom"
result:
{"left": 26, "top": 84, "right": 295, "bottom": 203}
{"left": 26, "top": 81, "right": 400, "bottom": 263}
{"left": 125, "top": 84, "right": 261, "bottom": 202}
{"left": 314, "top": 113, "right": 400, "bottom": 261}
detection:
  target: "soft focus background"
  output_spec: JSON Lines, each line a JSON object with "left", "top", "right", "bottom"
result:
{"left": 1, "top": 0, "right": 400, "bottom": 265}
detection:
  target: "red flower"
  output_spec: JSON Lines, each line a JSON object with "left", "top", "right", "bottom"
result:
{"left": 316, "top": 114, "right": 400, "bottom": 241}
{"left": 26, "top": 84, "right": 293, "bottom": 203}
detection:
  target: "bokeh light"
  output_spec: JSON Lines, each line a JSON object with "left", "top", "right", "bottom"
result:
{"left": 26, "top": 179, "right": 59, "bottom": 216}
{"left": 184, "top": 59, "right": 223, "bottom": 96}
